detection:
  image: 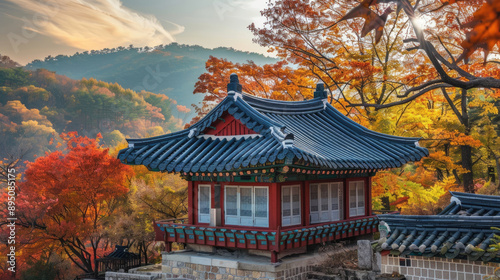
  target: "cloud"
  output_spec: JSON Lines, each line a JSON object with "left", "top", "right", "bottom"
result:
{"left": 6, "top": 0, "right": 184, "bottom": 50}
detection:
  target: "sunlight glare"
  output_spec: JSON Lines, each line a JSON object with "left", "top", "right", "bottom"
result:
{"left": 413, "top": 17, "right": 426, "bottom": 30}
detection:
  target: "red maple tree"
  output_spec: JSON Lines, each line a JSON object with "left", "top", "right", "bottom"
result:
{"left": 1, "top": 132, "right": 133, "bottom": 278}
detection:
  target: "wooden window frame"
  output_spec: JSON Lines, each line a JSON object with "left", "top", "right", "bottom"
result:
{"left": 224, "top": 185, "right": 269, "bottom": 227}
{"left": 349, "top": 180, "right": 365, "bottom": 217}
{"left": 198, "top": 184, "right": 211, "bottom": 223}
{"left": 309, "top": 182, "right": 344, "bottom": 224}
{"left": 281, "top": 185, "right": 301, "bottom": 227}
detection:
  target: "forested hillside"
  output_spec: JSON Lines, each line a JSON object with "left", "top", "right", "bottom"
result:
{"left": 0, "top": 56, "right": 188, "bottom": 279}
{"left": 0, "top": 63, "right": 182, "bottom": 162}
{"left": 25, "top": 44, "right": 277, "bottom": 118}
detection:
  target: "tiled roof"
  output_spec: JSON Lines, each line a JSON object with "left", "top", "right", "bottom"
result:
{"left": 376, "top": 192, "right": 500, "bottom": 262}
{"left": 118, "top": 75, "right": 428, "bottom": 173}
{"left": 439, "top": 191, "right": 500, "bottom": 216}
{"left": 102, "top": 245, "right": 139, "bottom": 259}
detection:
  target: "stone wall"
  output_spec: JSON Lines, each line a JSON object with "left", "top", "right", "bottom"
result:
{"left": 105, "top": 271, "right": 169, "bottom": 280}
{"left": 105, "top": 265, "right": 187, "bottom": 280}
{"left": 382, "top": 254, "right": 499, "bottom": 280}
{"left": 160, "top": 250, "right": 330, "bottom": 280}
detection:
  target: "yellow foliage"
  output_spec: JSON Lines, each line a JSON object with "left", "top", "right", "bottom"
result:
{"left": 372, "top": 168, "right": 457, "bottom": 215}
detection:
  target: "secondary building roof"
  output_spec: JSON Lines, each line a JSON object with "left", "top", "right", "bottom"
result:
{"left": 376, "top": 192, "right": 500, "bottom": 262}
{"left": 118, "top": 74, "right": 428, "bottom": 173}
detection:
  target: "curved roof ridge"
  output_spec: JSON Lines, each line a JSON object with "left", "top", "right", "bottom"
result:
{"left": 379, "top": 214, "right": 500, "bottom": 227}
{"left": 234, "top": 97, "right": 285, "bottom": 129}
{"left": 126, "top": 130, "right": 189, "bottom": 145}
{"left": 324, "top": 103, "right": 422, "bottom": 144}
{"left": 126, "top": 97, "right": 235, "bottom": 146}
{"left": 317, "top": 110, "right": 419, "bottom": 165}
{"left": 450, "top": 191, "right": 500, "bottom": 200}
{"left": 449, "top": 191, "right": 500, "bottom": 209}
{"left": 241, "top": 92, "right": 325, "bottom": 114}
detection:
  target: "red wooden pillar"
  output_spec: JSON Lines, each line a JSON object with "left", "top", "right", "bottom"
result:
{"left": 344, "top": 178, "right": 350, "bottom": 219}
{"left": 367, "top": 177, "right": 372, "bottom": 216}
{"left": 220, "top": 182, "right": 225, "bottom": 226}
{"left": 272, "top": 226, "right": 281, "bottom": 263}
{"left": 269, "top": 183, "right": 280, "bottom": 230}
{"left": 271, "top": 251, "right": 279, "bottom": 263}
{"left": 210, "top": 182, "right": 216, "bottom": 209}
{"left": 188, "top": 181, "right": 194, "bottom": 224}
{"left": 304, "top": 181, "right": 310, "bottom": 226}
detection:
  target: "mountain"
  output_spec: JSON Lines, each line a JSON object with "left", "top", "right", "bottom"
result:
{"left": 0, "top": 64, "right": 182, "bottom": 161}
{"left": 25, "top": 44, "right": 277, "bottom": 119}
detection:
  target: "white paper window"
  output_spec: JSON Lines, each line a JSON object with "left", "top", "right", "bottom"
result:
{"left": 310, "top": 182, "right": 343, "bottom": 224}
{"left": 282, "top": 185, "right": 301, "bottom": 226}
{"left": 240, "top": 187, "right": 252, "bottom": 217}
{"left": 349, "top": 181, "right": 365, "bottom": 217}
{"left": 224, "top": 186, "right": 269, "bottom": 227}
{"left": 225, "top": 187, "right": 238, "bottom": 216}
{"left": 198, "top": 185, "right": 211, "bottom": 223}
{"left": 255, "top": 188, "right": 268, "bottom": 218}
{"left": 254, "top": 187, "right": 268, "bottom": 227}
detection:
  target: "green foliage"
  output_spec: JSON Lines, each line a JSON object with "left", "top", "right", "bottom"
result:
{"left": 0, "top": 67, "right": 29, "bottom": 88}
{"left": 20, "top": 259, "right": 58, "bottom": 280}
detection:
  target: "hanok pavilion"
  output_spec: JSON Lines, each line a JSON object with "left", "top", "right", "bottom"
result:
{"left": 118, "top": 74, "right": 428, "bottom": 263}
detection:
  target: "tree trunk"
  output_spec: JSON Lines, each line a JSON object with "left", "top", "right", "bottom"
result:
{"left": 494, "top": 154, "right": 500, "bottom": 190}
{"left": 461, "top": 144, "right": 474, "bottom": 193}
{"left": 460, "top": 89, "right": 474, "bottom": 193}
{"left": 143, "top": 241, "right": 148, "bottom": 265}
{"left": 93, "top": 243, "right": 98, "bottom": 278}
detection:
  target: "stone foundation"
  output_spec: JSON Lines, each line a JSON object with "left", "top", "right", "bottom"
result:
{"left": 382, "top": 254, "right": 499, "bottom": 280}
{"left": 105, "top": 272, "right": 168, "bottom": 280}
{"left": 161, "top": 250, "right": 332, "bottom": 280}
{"left": 105, "top": 265, "right": 187, "bottom": 280}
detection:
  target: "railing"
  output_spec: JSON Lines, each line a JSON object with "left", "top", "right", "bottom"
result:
{"left": 372, "top": 210, "right": 400, "bottom": 215}
{"left": 74, "top": 273, "right": 101, "bottom": 280}
{"left": 96, "top": 257, "right": 142, "bottom": 274}
{"left": 154, "top": 215, "right": 379, "bottom": 262}
{"left": 156, "top": 217, "right": 188, "bottom": 224}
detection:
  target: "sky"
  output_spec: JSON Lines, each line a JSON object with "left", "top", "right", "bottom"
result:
{"left": 0, "top": 0, "right": 269, "bottom": 65}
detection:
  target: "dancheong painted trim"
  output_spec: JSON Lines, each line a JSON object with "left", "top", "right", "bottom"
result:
{"left": 154, "top": 216, "right": 379, "bottom": 255}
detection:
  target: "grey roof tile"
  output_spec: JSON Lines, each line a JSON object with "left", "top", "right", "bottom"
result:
{"left": 377, "top": 192, "right": 500, "bottom": 262}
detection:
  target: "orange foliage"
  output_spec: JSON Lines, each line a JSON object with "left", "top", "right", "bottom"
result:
{"left": 343, "top": 0, "right": 497, "bottom": 62}
{"left": 2, "top": 132, "right": 133, "bottom": 276}
{"left": 190, "top": 56, "right": 315, "bottom": 125}
{"left": 372, "top": 166, "right": 457, "bottom": 215}
{"left": 433, "top": 129, "right": 483, "bottom": 148}
{"left": 458, "top": 0, "right": 500, "bottom": 61}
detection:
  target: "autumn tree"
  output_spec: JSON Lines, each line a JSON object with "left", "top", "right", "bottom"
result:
{"left": 248, "top": 0, "right": 419, "bottom": 117}
{"left": 116, "top": 172, "right": 187, "bottom": 263}
{"left": 190, "top": 56, "right": 315, "bottom": 126}
{"left": 244, "top": 0, "right": 500, "bottom": 193}
{"left": 105, "top": 164, "right": 188, "bottom": 264}
{"left": 338, "top": 0, "right": 500, "bottom": 192}
{"left": 104, "top": 144, "right": 188, "bottom": 265}
{"left": 12, "top": 132, "right": 133, "bottom": 276}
